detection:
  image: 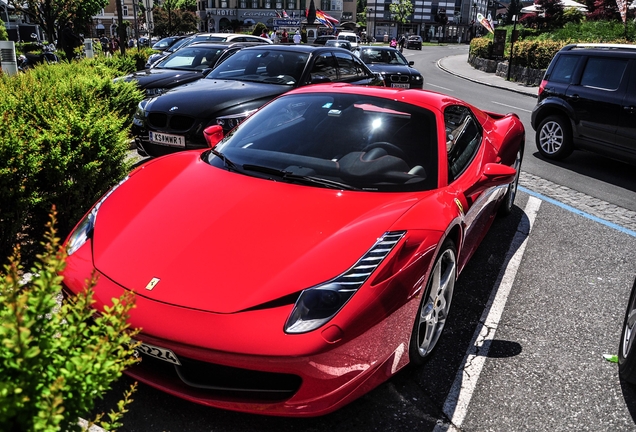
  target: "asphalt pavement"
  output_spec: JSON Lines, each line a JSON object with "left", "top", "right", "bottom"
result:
{"left": 437, "top": 53, "right": 539, "bottom": 98}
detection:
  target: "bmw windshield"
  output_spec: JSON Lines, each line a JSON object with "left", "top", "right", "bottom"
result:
{"left": 205, "top": 49, "right": 309, "bottom": 85}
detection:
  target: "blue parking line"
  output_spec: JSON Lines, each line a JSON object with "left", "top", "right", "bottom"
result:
{"left": 519, "top": 186, "right": 636, "bottom": 238}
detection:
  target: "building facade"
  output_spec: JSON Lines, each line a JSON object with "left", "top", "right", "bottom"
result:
{"left": 91, "top": 0, "right": 155, "bottom": 39}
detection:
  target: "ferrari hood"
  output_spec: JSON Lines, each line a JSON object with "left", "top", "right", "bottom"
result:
{"left": 92, "top": 152, "right": 424, "bottom": 314}
{"left": 144, "top": 79, "right": 290, "bottom": 117}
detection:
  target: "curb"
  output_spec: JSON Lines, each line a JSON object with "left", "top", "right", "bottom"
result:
{"left": 436, "top": 56, "right": 538, "bottom": 98}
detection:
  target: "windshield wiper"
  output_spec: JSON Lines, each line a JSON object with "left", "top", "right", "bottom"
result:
{"left": 242, "top": 164, "right": 359, "bottom": 190}
{"left": 211, "top": 148, "right": 241, "bottom": 172}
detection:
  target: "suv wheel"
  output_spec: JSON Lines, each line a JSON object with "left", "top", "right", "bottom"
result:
{"left": 535, "top": 115, "right": 573, "bottom": 160}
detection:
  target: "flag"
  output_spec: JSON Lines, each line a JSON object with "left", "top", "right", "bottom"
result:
{"left": 316, "top": 9, "right": 339, "bottom": 24}
{"left": 282, "top": 10, "right": 290, "bottom": 18}
{"left": 477, "top": 13, "right": 494, "bottom": 34}
{"left": 616, "top": 0, "right": 627, "bottom": 23}
{"left": 275, "top": 10, "right": 282, "bottom": 18}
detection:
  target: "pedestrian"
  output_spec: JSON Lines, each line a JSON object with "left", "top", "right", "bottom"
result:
{"left": 389, "top": 37, "right": 397, "bottom": 48}
{"left": 100, "top": 35, "right": 110, "bottom": 57}
{"left": 281, "top": 30, "right": 288, "bottom": 43}
{"left": 60, "top": 21, "right": 83, "bottom": 61}
{"left": 398, "top": 34, "right": 406, "bottom": 52}
{"left": 293, "top": 30, "right": 301, "bottom": 44}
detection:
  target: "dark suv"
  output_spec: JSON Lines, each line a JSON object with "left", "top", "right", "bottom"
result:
{"left": 531, "top": 44, "right": 636, "bottom": 164}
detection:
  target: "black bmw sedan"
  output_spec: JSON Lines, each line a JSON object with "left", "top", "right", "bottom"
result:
{"left": 118, "top": 42, "right": 266, "bottom": 97}
{"left": 132, "top": 45, "right": 385, "bottom": 157}
{"left": 359, "top": 46, "right": 424, "bottom": 89}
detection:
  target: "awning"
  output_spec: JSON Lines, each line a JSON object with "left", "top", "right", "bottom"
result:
{"left": 521, "top": 0, "right": 587, "bottom": 13}
{"left": 96, "top": 24, "right": 105, "bottom": 30}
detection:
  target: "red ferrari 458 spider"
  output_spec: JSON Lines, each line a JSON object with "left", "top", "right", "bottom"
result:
{"left": 62, "top": 84, "right": 525, "bottom": 417}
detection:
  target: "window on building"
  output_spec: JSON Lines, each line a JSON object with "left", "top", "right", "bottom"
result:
{"left": 264, "top": 0, "right": 272, "bottom": 7}
{"left": 252, "top": 0, "right": 259, "bottom": 7}
{"left": 123, "top": 5, "right": 129, "bottom": 16}
{"left": 288, "top": 0, "right": 295, "bottom": 9}
{"left": 221, "top": 0, "right": 228, "bottom": 7}
{"left": 276, "top": 0, "right": 283, "bottom": 8}
{"left": 240, "top": 0, "right": 247, "bottom": 7}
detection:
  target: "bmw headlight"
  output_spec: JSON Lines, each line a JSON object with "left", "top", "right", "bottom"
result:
{"left": 284, "top": 231, "right": 406, "bottom": 334}
{"left": 66, "top": 176, "right": 129, "bottom": 256}
{"left": 413, "top": 75, "right": 423, "bottom": 82}
{"left": 133, "top": 100, "right": 148, "bottom": 127}
{"left": 216, "top": 110, "right": 257, "bottom": 131}
{"left": 145, "top": 87, "right": 168, "bottom": 97}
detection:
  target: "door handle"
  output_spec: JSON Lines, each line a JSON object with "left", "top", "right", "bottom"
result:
{"left": 623, "top": 106, "right": 635, "bottom": 113}
{"left": 569, "top": 94, "right": 580, "bottom": 100}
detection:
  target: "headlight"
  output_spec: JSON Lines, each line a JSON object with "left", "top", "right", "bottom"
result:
{"left": 133, "top": 100, "right": 148, "bottom": 127}
{"left": 284, "top": 231, "right": 406, "bottom": 334}
{"left": 215, "top": 110, "right": 258, "bottom": 131}
{"left": 66, "top": 176, "right": 129, "bottom": 256}
{"left": 413, "top": 75, "right": 422, "bottom": 81}
{"left": 145, "top": 87, "right": 168, "bottom": 97}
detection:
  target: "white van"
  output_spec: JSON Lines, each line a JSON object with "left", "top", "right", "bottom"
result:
{"left": 337, "top": 32, "right": 360, "bottom": 50}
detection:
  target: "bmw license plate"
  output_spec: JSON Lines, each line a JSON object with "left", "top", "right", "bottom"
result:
{"left": 135, "top": 341, "right": 182, "bottom": 365}
{"left": 391, "top": 83, "right": 410, "bottom": 88}
{"left": 149, "top": 131, "right": 185, "bottom": 148}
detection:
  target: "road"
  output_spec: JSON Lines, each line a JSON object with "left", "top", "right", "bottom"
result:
{"left": 103, "top": 46, "right": 636, "bottom": 431}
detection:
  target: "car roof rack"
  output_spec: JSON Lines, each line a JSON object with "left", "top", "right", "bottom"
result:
{"left": 562, "top": 43, "right": 636, "bottom": 51}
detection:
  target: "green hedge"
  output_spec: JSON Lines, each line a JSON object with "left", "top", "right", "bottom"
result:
{"left": 0, "top": 57, "right": 144, "bottom": 263}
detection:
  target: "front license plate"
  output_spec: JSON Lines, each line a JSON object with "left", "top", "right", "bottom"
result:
{"left": 135, "top": 341, "right": 182, "bottom": 365}
{"left": 391, "top": 83, "right": 410, "bottom": 88}
{"left": 149, "top": 131, "right": 185, "bottom": 148}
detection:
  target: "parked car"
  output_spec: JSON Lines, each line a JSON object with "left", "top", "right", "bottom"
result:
{"left": 62, "top": 83, "right": 524, "bottom": 417}
{"left": 151, "top": 36, "right": 186, "bottom": 51}
{"left": 531, "top": 43, "right": 636, "bottom": 165}
{"left": 146, "top": 33, "right": 273, "bottom": 68}
{"left": 325, "top": 39, "right": 353, "bottom": 51}
{"left": 619, "top": 277, "right": 636, "bottom": 384}
{"left": 117, "top": 42, "right": 265, "bottom": 97}
{"left": 337, "top": 31, "right": 360, "bottom": 50}
{"left": 313, "top": 35, "right": 336, "bottom": 45}
{"left": 407, "top": 35, "right": 423, "bottom": 50}
{"left": 359, "top": 46, "right": 424, "bottom": 89}
{"left": 132, "top": 45, "right": 384, "bottom": 157}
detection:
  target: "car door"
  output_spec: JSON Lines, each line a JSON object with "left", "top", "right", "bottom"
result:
{"left": 566, "top": 55, "right": 629, "bottom": 149}
{"left": 444, "top": 105, "right": 501, "bottom": 271}
{"left": 332, "top": 50, "right": 379, "bottom": 85}
{"left": 616, "top": 59, "right": 636, "bottom": 160}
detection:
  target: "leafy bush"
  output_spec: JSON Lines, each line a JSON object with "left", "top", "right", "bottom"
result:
{"left": 0, "top": 211, "right": 139, "bottom": 431}
{"left": 513, "top": 39, "right": 566, "bottom": 68}
{"left": 0, "top": 60, "right": 143, "bottom": 263}
{"left": 469, "top": 37, "right": 492, "bottom": 58}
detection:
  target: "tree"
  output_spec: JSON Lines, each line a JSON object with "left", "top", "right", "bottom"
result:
{"left": 0, "top": 18, "right": 8, "bottom": 41}
{"left": 389, "top": 0, "right": 414, "bottom": 35}
{"left": 152, "top": 5, "right": 198, "bottom": 37}
{"left": 586, "top": 0, "right": 620, "bottom": 20}
{"left": 505, "top": 0, "right": 524, "bottom": 24}
{"left": 6, "top": 0, "right": 108, "bottom": 43}
{"left": 536, "top": 0, "right": 565, "bottom": 28}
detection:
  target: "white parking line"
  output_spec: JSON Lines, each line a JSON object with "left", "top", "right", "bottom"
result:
{"left": 426, "top": 83, "right": 455, "bottom": 92}
{"left": 490, "top": 101, "right": 532, "bottom": 113}
{"left": 433, "top": 196, "right": 542, "bottom": 431}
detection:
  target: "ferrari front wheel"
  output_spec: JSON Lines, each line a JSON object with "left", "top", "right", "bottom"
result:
{"left": 409, "top": 239, "right": 457, "bottom": 365}
{"left": 619, "top": 278, "right": 636, "bottom": 384}
{"left": 499, "top": 144, "right": 524, "bottom": 216}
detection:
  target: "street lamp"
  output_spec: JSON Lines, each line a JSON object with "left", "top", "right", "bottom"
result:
{"left": 471, "top": 2, "right": 477, "bottom": 40}
{"left": 367, "top": 7, "right": 374, "bottom": 43}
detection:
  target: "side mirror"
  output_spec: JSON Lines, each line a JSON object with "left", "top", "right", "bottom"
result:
{"left": 409, "top": 61, "right": 414, "bottom": 66}
{"left": 202, "top": 125, "right": 224, "bottom": 148}
{"left": 465, "top": 163, "right": 517, "bottom": 197}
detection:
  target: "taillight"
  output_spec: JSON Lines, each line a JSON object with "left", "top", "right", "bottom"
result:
{"left": 538, "top": 79, "right": 548, "bottom": 97}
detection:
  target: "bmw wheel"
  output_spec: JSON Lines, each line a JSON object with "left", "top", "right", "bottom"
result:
{"left": 619, "top": 278, "right": 636, "bottom": 384}
{"left": 499, "top": 144, "right": 524, "bottom": 216}
{"left": 409, "top": 239, "right": 457, "bottom": 365}
{"left": 536, "top": 115, "right": 573, "bottom": 160}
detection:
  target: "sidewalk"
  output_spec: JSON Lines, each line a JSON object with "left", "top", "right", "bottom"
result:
{"left": 437, "top": 53, "right": 539, "bottom": 98}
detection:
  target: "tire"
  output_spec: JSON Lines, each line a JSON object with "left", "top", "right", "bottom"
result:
{"left": 499, "top": 144, "right": 524, "bottom": 216}
{"left": 619, "top": 278, "right": 636, "bottom": 384}
{"left": 409, "top": 239, "right": 457, "bottom": 365}
{"left": 535, "top": 115, "right": 573, "bottom": 160}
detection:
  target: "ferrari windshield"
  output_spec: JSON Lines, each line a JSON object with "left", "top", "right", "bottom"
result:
{"left": 206, "top": 92, "right": 438, "bottom": 192}
{"left": 205, "top": 48, "right": 309, "bottom": 85}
